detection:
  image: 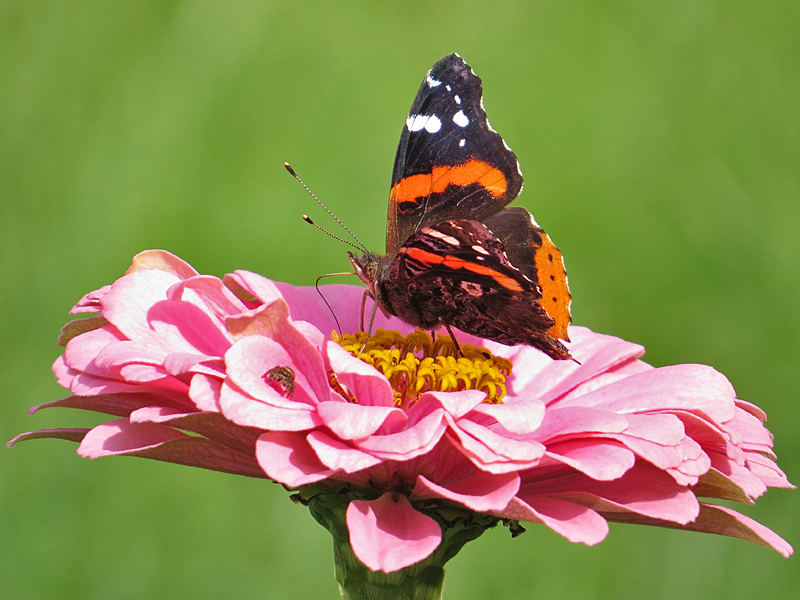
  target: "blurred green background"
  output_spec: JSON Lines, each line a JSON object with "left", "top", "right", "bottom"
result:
{"left": 2, "top": 1, "right": 798, "bottom": 598}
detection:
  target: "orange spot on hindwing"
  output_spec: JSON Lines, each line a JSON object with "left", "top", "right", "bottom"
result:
{"left": 534, "top": 234, "right": 571, "bottom": 341}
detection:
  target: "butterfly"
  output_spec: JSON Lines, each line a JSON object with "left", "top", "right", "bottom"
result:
{"left": 348, "top": 53, "right": 572, "bottom": 360}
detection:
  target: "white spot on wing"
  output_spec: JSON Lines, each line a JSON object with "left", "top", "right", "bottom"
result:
{"left": 454, "top": 94, "right": 461, "bottom": 104}
{"left": 425, "top": 228, "right": 461, "bottom": 246}
{"left": 425, "top": 115, "right": 442, "bottom": 133}
{"left": 453, "top": 110, "right": 469, "bottom": 128}
{"left": 406, "top": 114, "right": 442, "bottom": 134}
{"left": 527, "top": 211, "right": 541, "bottom": 228}
{"left": 459, "top": 139, "right": 466, "bottom": 147}
{"left": 471, "top": 245, "right": 490, "bottom": 255}
{"left": 426, "top": 75, "right": 442, "bottom": 88}
{"left": 446, "top": 85, "right": 452, "bottom": 92}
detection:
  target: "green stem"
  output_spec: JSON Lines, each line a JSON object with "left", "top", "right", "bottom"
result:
{"left": 333, "top": 539, "right": 445, "bottom": 600}
{"left": 299, "top": 486, "right": 498, "bottom": 600}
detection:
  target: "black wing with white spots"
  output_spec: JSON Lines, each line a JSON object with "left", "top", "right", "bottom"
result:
{"left": 386, "top": 53, "right": 524, "bottom": 255}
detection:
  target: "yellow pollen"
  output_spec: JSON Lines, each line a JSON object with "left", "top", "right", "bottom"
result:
{"left": 331, "top": 329, "right": 512, "bottom": 407}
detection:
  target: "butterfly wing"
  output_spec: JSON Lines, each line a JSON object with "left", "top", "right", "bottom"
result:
{"left": 386, "top": 54, "right": 524, "bottom": 255}
{"left": 483, "top": 207, "right": 572, "bottom": 342}
{"left": 380, "top": 220, "right": 572, "bottom": 360}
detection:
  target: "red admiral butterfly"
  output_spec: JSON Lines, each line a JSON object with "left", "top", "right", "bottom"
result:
{"left": 348, "top": 53, "right": 573, "bottom": 360}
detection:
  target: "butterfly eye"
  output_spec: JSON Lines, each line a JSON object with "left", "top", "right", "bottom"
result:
{"left": 364, "top": 261, "right": 378, "bottom": 281}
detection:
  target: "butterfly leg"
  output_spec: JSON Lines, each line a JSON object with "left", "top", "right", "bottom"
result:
{"left": 359, "top": 290, "right": 369, "bottom": 333}
{"left": 444, "top": 323, "right": 463, "bottom": 358}
{"left": 358, "top": 295, "right": 381, "bottom": 354}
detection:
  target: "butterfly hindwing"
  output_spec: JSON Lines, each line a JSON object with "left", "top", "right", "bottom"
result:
{"left": 386, "top": 54, "right": 524, "bottom": 255}
{"left": 483, "top": 207, "right": 572, "bottom": 342}
{"left": 379, "top": 220, "right": 570, "bottom": 360}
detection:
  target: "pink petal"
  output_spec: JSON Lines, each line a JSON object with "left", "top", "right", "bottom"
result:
{"left": 347, "top": 493, "right": 442, "bottom": 573}
{"left": 497, "top": 496, "right": 609, "bottom": 545}
{"left": 58, "top": 315, "right": 110, "bottom": 346}
{"left": 225, "top": 299, "right": 332, "bottom": 402}
{"left": 69, "top": 284, "right": 112, "bottom": 314}
{"left": 544, "top": 439, "right": 635, "bottom": 481}
{"left": 603, "top": 503, "right": 793, "bottom": 557}
{"left": 126, "top": 249, "right": 200, "bottom": 279}
{"left": 94, "top": 340, "right": 167, "bottom": 370}
{"left": 559, "top": 364, "right": 736, "bottom": 424}
{"left": 531, "top": 405, "right": 629, "bottom": 441}
{"left": 102, "top": 269, "right": 232, "bottom": 358}
{"left": 64, "top": 325, "right": 126, "bottom": 372}
{"left": 355, "top": 406, "right": 448, "bottom": 459}
{"left": 317, "top": 401, "right": 406, "bottom": 440}
{"left": 307, "top": 430, "right": 383, "bottom": 473}
{"left": 743, "top": 452, "right": 794, "bottom": 489}
{"left": 166, "top": 275, "right": 248, "bottom": 321}
{"left": 164, "top": 352, "right": 213, "bottom": 376}
{"left": 129, "top": 406, "right": 260, "bottom": 455}
{"left": 471, "top": 397, "right": 546, "bottom": 435}
{"left": 422, "top": 390, "right": 486, "bottom": 420}
{"left": 413, "top": 471, "right": 520, "bottom": 512}
{"left": 8, "top": 428, "right": 90, "bottom": 446}
{"left": 220, "top": 379, "right": 322, "bottom": 431}
{"left": 189, "top": 373, "right": 222, "bottom": 412}
{"left": 450, "top": 418, "right": 546, "bottom": 471}
{"left": 522, "top": 463, "right": 700, "bottom": 525}
{"left": 512, "top": 327, "right": 644, "bottom": 403}
{"left": 78, "top": 418, "right": 189, "bottom": 457}
{"left": 76, "top": 419, "right": 265, "bottom": 477}
{"left": 325, "top": 342, "right": 395, "bottom": 407}
{"left": 224, "top": 335, "right": 316, "bottom": 407}
{"left": 29, "top": 393, "right": 175, "bottom": 418}
{"left": 256, "top": 431, "right": 334, "bottom": 487}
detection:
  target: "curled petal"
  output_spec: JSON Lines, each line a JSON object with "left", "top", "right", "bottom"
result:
{"left": 126, "top": 249, "right": 200, "bottom": 279}
{"left": 413, "top": 471, "right": 520, "bottom": 512}
{"left": 346, "top": 493, "right": 442, "bottom": 573}
{"left": 307, "top": 430, "right": 383, "bottom": 473}
{"left": 77, "top": 419, "right": 264, "bottom": 477}
{"left": 317, "top": 401, "right": 406, "bottom": 440}
{"left": 604, "top": 503, "right": 793, "bottom": 557}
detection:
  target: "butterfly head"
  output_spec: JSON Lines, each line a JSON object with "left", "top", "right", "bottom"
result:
{"left": 347, "top": 251, "right": 381, "bottom": 298}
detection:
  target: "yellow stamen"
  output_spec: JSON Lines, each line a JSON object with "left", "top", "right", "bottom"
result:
{"left": 331, "top": 329, "right": 512, "bottom": 407}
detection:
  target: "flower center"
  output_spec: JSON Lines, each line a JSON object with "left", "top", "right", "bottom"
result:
{"left": 332, "top": 329, "right": 512, "bottom": 407}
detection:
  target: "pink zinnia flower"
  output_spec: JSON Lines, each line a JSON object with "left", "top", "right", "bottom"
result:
{"left": 11, "top": 250, "right": 793, "bottom": 593}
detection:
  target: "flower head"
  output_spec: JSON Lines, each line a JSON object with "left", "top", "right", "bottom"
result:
{"left": 11, "top": 250, "right": 793, "bottom": 576}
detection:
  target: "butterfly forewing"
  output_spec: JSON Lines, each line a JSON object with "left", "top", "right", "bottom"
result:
{"left": 386, "top": 54, "right": 524, "bottom": 255}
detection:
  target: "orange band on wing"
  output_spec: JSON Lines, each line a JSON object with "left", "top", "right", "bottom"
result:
{"left": 405, "top": 247, "right": 524, "bottom": 292}
{"left": 391, "top": 160, "right": 508, "bottom": 210}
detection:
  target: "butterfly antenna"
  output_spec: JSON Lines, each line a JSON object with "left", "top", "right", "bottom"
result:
{"left": 302, "top": 215, "right": 362, "bottom": 251}
{"left": 285, "top": 162, "right": 368, "bottom": 252}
